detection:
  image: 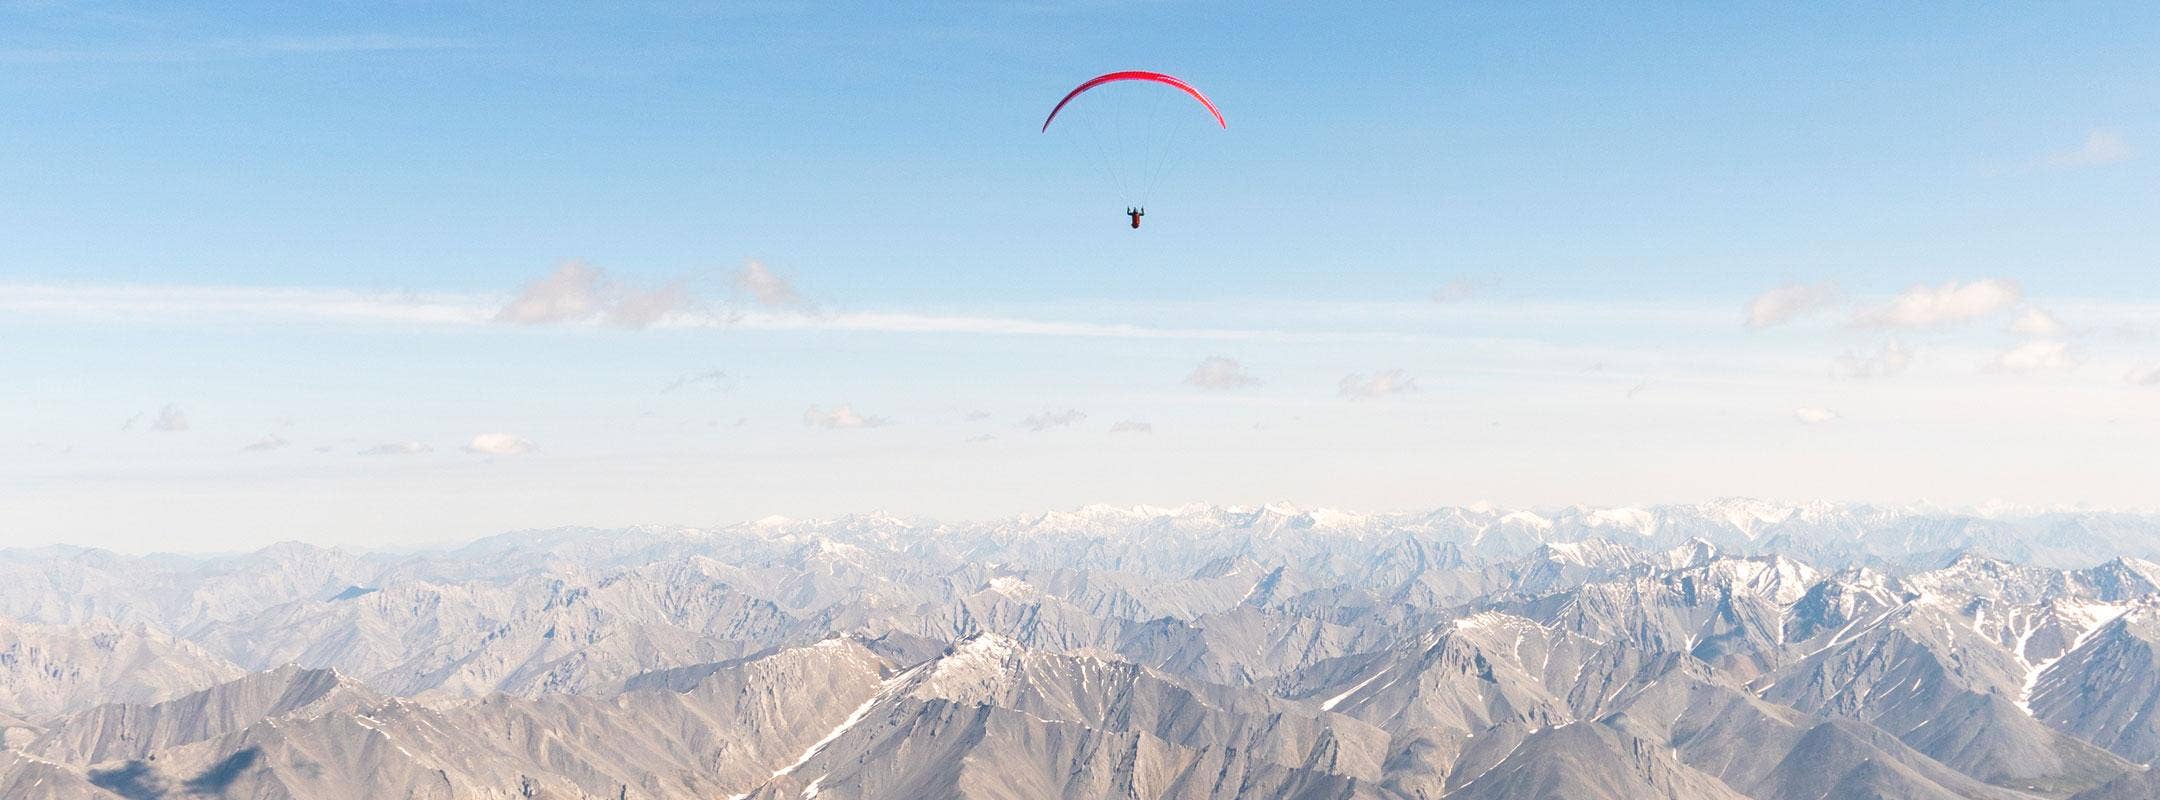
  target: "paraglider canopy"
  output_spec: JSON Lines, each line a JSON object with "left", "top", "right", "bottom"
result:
{"left": 1042, "top": 71, "right": 1226, "bottom": 132}
{"left": 1042, "top": 70, "right": 1224, "bottom": 226}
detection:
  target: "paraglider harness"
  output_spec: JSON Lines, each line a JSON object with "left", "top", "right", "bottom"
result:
{"left": 1127, "top": 207, "right": 1145, "bottom": 229}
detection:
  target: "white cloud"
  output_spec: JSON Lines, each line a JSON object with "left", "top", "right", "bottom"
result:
{"left": 1793, "top": 407, "right": 1840, "bottom": 425}
{"left": 496, "top": 261, "right": 604, "bottom": 325}
{"left": 1835, "top": 339, "right": 1913, "bottom": 379}
{"left": 2043, "top": 129, "right": 2134, "bottom": 169}
{"left": 1108, "top": 419, "right": 1153, "bottom": 434}
{"left": 1339, "top": 369, "right": 1419, "bottom": 399}
{"left": 2008, "top": 307, "right": 2067, "bottom": 337}
{"left": 736, "top": 260, "right": 802, "bottom": 308}
{"left": 239, "top": 434, "right": 288, "bottom": 452}
{"left": 1744, "top": 283, "right": 1841, "bottom": 328}
{"left": 1986, "top": 340, "right": 2079, "bottom": 373}
{"left": 2126, "top": 364, "right": 2160, "bottom": 387}
{"left": 495, "top": 261, "right": 693, "bottom": 329}
{"left": 803, "top": 404, "right": 890, "bottom": 429}
{"left": 1856, "top": 279, "right": 2020, "bottom": 328}
{"left": 1022, "top": 409, "right": 1087, "bottom": 431}
{"left": 1185, "top": 356, "right": 1259, "bottom": 390}
{"left": 149, "top": 404, "right": 189, "bottom": 432}
{"left": 464, "top": 433, "right": 534, "bottom": 456}
{"left": 359, "top": 441, "right": 431, "bottom": 455}
{"left": 606, "top": 282, "right": 692, "bottom": 329}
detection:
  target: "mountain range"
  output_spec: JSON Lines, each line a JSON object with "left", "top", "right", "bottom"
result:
{"left": 5, "top": 500, "right": 2160, "bottom": 798}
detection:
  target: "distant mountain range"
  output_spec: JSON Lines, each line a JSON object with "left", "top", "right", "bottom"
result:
{"left": 6, "top": 501, "right": 2160, "bottom": 798}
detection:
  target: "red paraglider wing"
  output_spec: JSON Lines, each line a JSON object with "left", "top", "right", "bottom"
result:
{"left": 1041, "top": 71, "right": 1226, "bottom": 132}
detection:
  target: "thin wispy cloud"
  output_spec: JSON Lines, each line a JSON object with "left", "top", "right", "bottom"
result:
{"left": 1108, "top": 420, "right": 1153, "bottom": 434}
{"left": 661, "top": 370, "right": 734, "bottom": 393}
{"left": 0, "top": 34, "right": 481, "bottom": 64}
{"left": 1021, "top": 409, "right": 1087, "bottom": 431}
{"left": 2127, "top": 365, "right": 2160, "bottom": 387}
{"left": 1855, "top": 279, "right": 2020, "bottom": 329}
{"left": 256, "top": 35, "right": 480, "bottom": 54}
{"left": 121, "top": 405, "right": 189, "bottom": 432}
{"left": 1185, "top": 356, "right": 1259, "bottom": 390}
{"left": 240, "top": 434, "right": 289, "bottom": 453}
{"left": 1430, "top": 280, "right": 1477, "bottom": 304}
{"left": 359, "top": 441, "right": 431, "bottom": 456}
{"left": 2041, "top": 129, "right": 2134, "bottom": 170}
{"left": 0, "top": 281, "right": 1306, "bottom": 340}
{"left": 741, "top": 311, "right": 1284, "bottom": 341}
{"left": 1744, "top": 282, "right": 1841, "bottom": 329}
{"left": 1338, "top": 369, "right": 1419, "bottom": 399}
{"left": 0, "top": 283, "right": 1706, "bottom": 344}
{"left": 1793, "top": 407, "right": 1840, "bottom": 425}
{"left": 3, "top": 284, "right": 490, "bottom": 325}
{"left": 804, "top": 404, "right": 890, "bottom": 429}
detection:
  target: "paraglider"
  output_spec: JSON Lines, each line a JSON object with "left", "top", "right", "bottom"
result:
{"left": 1041, "top": 71, "right": 1226, "bottom": 133}
{"left": 1043, "top": 71, "right": 1223, "bottom": 228}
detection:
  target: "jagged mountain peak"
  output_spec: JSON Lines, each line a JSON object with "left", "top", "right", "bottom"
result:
{"left": 1665, "top": 537, "right": 1721, "bottom": 568}
{"left": 1536, "top": 538, "right": 1641, "bottom": 568}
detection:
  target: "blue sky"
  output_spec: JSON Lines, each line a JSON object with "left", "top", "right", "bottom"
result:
{"left": 2, "top": 3, "right": 2156, "bottom": 550}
